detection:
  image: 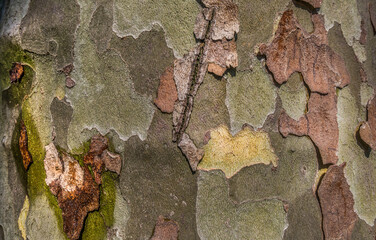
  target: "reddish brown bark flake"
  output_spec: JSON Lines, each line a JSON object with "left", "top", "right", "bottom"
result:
{"left": 279, "top": 92, "right": 340, "bottom": 165}
{"left": 84, "top": 135, "right": 122, "bottom": 184}
{"left": 154, "top": 66, "right": 178, "bottom": 113}
{"left": 19, "top": 120, "right": 32, "bottom": 170}
{"left": 359, "top": 95, "right": 376, "bottom": 150}
{"left": 9, "top": 62, "right": 24, "bottom": 83}
{"left": 62, "top": 64, "right": 74, "bottom": 76}
{"left": 150, "top": 216, "right": 179, "bottom": 240}
{"left": 317, "top": 163, "right": 357, "bottom": 240}
{"left": 65, "top": 77, "right": 76, "bottom": 88}
{"left": 44, "top": 135, "right": 122, "bottom": 239}
{"left": 260, "top": 10, "right": 350, "bottom": 165}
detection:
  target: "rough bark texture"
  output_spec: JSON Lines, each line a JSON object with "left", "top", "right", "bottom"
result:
{"left": 0, "top": 0, "right": 375, "bottom": 239}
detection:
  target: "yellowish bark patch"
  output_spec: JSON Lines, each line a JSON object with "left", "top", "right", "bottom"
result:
{"left": 198, "top": 125, "right": 278, "bottom": 178}
{"left": 18, "top": 196, "right": 30, "bottom": 240}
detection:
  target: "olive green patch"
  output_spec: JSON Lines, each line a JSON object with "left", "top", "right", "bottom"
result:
{"left": 110, "top": 26, "right": 174, "bottom": 98}
{"left": 119, "top": 111, "right": 199, "bottom": 239}
{"left": 112, "top": 0, "right": 199, "bottom": 57}
{"left": 19, "top": 0, "right": 80, "bottom": 68}
{"left": 228, "top": 134, "right": 318, "bottom": 203}
{"left": 278, "top": 72, "right": 308, "bottom": 121}
{"left": 196, "top": 170, "right": 287, "bottom": 240}
{"left": 185, "top": 73, "right": 230, "bottom": 147}
{"left": 226, "top": 58, "right": 276, "bottom": 132}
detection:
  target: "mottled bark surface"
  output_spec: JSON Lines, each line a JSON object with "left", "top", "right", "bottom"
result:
{"left": 0, "top": 0, "right": 375, "bottom": 239}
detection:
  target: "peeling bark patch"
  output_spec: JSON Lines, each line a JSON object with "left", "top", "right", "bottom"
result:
{"left": 10, "top": 62, "right": 23, "bottom": 83}
{"left": 154, "top": 66, "right": 178, "bottom": 113}
{"left": 279, "top": 92, "right": 340, "bottom": 165}
{"left": 359, "top": 96, "right": 376, "bottom": 150}
{"left": 318, "top": 163, "right": 357, "bottom": 240}
{"left": 19, "top": 120, "right": 32, "bottom": 170}
{"left": 260, "top": 10, "right": 350, "bottom": 165}
{"left": 201, "top": 0, "right": 239, "bottom": 40}
{"left": 259, "top": 11, "right": 349, "bottom": 94}
{"left": 178, "top": 133, "right": 204, "bottom": 171}
{"left": 198, "top": 125, "right": 278, "bottom": 178}
{"left": 44, "top": 143, "right": 99, "bottom": 240}
{"left": 65, "top": 77, "right": 75, "bottom": 89}
{"left": 62, "top": 64, "right": 75, "bottom": 89}
{"left": 172, "top": 0, "right": 239, "bottom": 170}
{"left": 150, "top": 216, "right": 179, "bottom": 240}
{"left": 206, "top": 38, "right": 237, "bottom": 76}
{"left": 44, "top": 136, "right": 122, "bottom": 239}
{"left": 84, "top": 135, "right": 122, "bottom": 184}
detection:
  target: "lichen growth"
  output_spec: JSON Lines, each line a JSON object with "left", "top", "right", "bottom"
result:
{"left": 226, "top": 58, "right": 276, "bottom": 133}
{"left": 198, "top": 125, "right": 278, "bottom": 178}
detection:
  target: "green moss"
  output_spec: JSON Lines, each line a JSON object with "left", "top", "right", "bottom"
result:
{"left": 21, "top": 100, "right": 67, "bottom": 239}
{"left": 99, "top": 172, "right": 117, "bottom": 227}
{"left": 81, "top": 212, "right": 107, "bottom": 240}
{"left": 71, "top": 137, "right": 117, "bottom": 236}
{"left": 0, "top": 37, "right": 34, "bottom": 108}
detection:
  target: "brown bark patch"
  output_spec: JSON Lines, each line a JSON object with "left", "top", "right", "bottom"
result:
{"left": 206, "top": 38, "right": 238, "bottom": 76}
{"left": 84, "top": 135, "right": 121, "bottom": 184}
{"left": 317, "top": 163, "right": 357, "bottom": 240}
{"left": 44, "top": 143, "right": 98, "bottom": 240}
{"left": 10, "top": 62, "right": 24, "bottom": 84}
{"left": 65, "top": 77, "right": 76, "bottom": 88}
{"left": 150, "top": 216, "right": 179, "bottom": 240}
{"left": 359, "top": 95, "right": 376, "bottom": 150}
{"left": 19, "top": 120, "right": 32, "bottom": 170}
{"left": 260, "top": 10, "right": 350, "bottom": 165}
{"left": 44, "top": 135, "right": 122, "bottom": 239}
{"left": 154, "top": 66, "right": 178, "bottom": 113}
